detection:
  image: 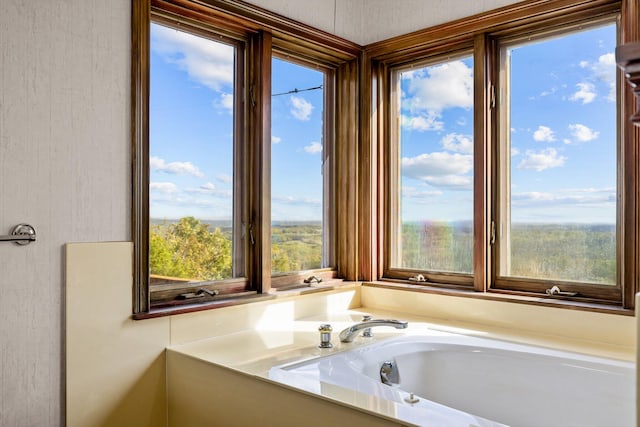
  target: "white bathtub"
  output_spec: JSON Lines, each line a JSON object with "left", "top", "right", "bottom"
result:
{"left": 269, "top": 331, "right": 635, "bottom": 427}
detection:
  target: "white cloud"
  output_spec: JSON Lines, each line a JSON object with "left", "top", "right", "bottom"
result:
{"left": 401, "top": 114, "right": 443, "bottom": 131}
{"left": 272, "top": 195, "right": 321, "bottom": 207}
{"left": 517, "top": 148, "right": 566, "bottom": 171}
{"left": 403, "top": 60, "right": 473, "bottom": 113}
{"left": 271, "top": 135, "right": 282, "bottom": 144}
{"left": 424, "top": 175, "right": 473, "bottom": 189}
{"left": 538, "top": 86, "right": 559, "bottom": 98}
{"left": 569, "top": 82, "right": 596, "bottom": 104}
{"left": 290, "top": 95, "right": 313, "bottom": 121}
{"left": 441, "top": 133, "right": 473, "bottom": 154}
{"left": 533, "top": 126, "right": 556, "bottom": 142}
{"left": 151, "top": 23, "right": 234, "bottom": 91}
{"left": 511, "top": 147, "right": 520, "bottom": 157}
{"left": 150, "top": 182, "right": 178, "bottom": 194}
{"left": 185, "top": 182, "right": 232, "bottom": 197}
{"left": 304, "top": 141, "right": 322, "bottom": 154}
{"left": 402, "top": 186, "right": 443, "bottom": 199}
{"left": 592, "top": 53, "right": 616, "bottom": 102}
{"left": 567, "top": 123, "right": 599, "bottom": 143}
{"left": 217, "top": 173, "right": 232, "bottom": 183}
{"left": 572, "top": 52, "right": 616, "bottom": 103}
{"left": 512, "top": 188, "right": 615, "bottom": 208}
{"left": 533, "top": 125, "right": 556, "bottom": 142}
{"left": 402, "top": 152, "right": 473, "bottom": 190}
{"left": 218, "top": 93, "right": 233, "bottom": 111}
{"left": 402, "top": 152, "right": 472, "bottom": 178}
{"left": 150, "top": 156, "right": 204, "bottom": 178}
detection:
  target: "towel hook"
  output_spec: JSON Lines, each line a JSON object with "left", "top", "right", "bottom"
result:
{"left": 0, "top": 224, "right": 37, "bottom": 245}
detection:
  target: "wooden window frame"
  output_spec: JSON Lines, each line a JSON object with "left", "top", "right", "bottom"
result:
{"left": 365, "top": 0, "right": 640, "bottom": 310}
{"left": 132, "top": 0, "right": 360, "bottom": 316}
{"left": 268, "top": 50, "right": 337, "bottom": 288}
{"left": 490, "top": 15, "right": 622, "bottom": 303}
{"left": 385, "top": 48, "right": 477, "bottom": 290}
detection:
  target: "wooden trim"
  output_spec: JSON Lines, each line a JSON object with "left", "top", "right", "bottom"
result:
{"left": 493, "top": 277, "right": 622, "bottom": 302}
{"left": 150, "top": 279, "right": 251, "bottom": 305}
{"left": 473, "top": 34, "right": 490, "bottom": 292}
{"left": 246, "top": 30, "right": 272, "bottom": 293}
{"left": 620, "top": 0, "right": 640, "bottom": 308}
{"left": 490, "top": 14, "right": 623, "bottom": 303}
{"left": 372, "top": 60, "right": 389, "bottom": 280}
{"left": 336, "top": 59, "right": 360, "bottom": 280}
{"left": 365, "top": 0, "right": 619, "bottom": 60}
{"left": 324, "top": 67, "right": 338, "bottom": 272}
{"left": 265, "top": 53, "right": 339, "bottom": 286}
{"left": 233, "top": 37, "right": 247, "bottom": 280}
{"left": 269, "top": 269, "right": 338, "bottom": 288}
{"left": 358, "top": 51, "right": 375, "bottom": 281}
{"left": 133, "top": 292, "right": 275, "bottom": 319}
{"left": 153, "top": 0, "right": 360, "bottom": 60}
{"left": 132, "top": 0, "right": 151, "bottom": 314}
{"left": 363, "top": 282, "right": 634, "bottom": 316}
{"left": 381, "top": 53, "right": 476, "bottom": 287}
{"left": 384, "top": 62, "right": 399, "bottom": 276}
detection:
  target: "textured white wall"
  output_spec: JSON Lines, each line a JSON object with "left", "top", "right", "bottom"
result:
{"left": 0, "top": 1, "right": 130, "bottom": 426}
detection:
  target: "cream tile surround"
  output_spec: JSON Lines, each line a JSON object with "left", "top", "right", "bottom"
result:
{"left": 66, "top": 242, "right": 636, "bottom": 427}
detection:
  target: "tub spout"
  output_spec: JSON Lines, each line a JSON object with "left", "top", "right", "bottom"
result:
{"left": 339, "top": 319, "right": 408, "bottom": 343}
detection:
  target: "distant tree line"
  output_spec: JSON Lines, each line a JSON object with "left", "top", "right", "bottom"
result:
{"left": 400, "top": 221, "right": 615, "bottom": 285}
{"left": 151, "top": 217, "right": 615, "bottom": 286}
{"left": 150, "top": 217, "right": 322, "bottom": 281}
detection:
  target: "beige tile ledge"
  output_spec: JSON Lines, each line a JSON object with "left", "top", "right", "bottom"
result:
{"left": 168, "top": 307, "right": 635, "bottom": 379}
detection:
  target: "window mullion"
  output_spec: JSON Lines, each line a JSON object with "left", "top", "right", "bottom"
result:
{"left": 247, "top": 30, "right": 272, "bottom": 293}
{"left": 473, "top": 33, "right": 491, "bottom": 292}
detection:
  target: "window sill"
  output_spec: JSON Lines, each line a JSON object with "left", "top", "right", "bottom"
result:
{"left": 364, "top": 281, "right": 634, "bottom": 316}
{"left": 133, "top": 280, "right": 360, "bottom": 320}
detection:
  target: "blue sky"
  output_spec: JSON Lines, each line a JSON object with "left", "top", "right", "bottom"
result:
{"left": 149, "top": 20, "right": 617, "bottom": 226}
{"left": 399, "top": 22, "right": 617, "bottom": 224}
{"left": 149, "top": 23, "right": 324, "bottom": 222}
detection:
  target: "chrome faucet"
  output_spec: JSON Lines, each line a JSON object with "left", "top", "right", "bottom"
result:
{"left": 339, "top": 318, "right": 408, "bottom": 342}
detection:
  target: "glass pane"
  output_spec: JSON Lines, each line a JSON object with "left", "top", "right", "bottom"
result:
{"left": 271, "top": 58, "right": 324, "bottom": 274}
{"left": 149, "top": 23, "right": 235, "bottom": 284}
{"left": 396, "top": 56, "right": 474, "bottom": 273}
{"left": 501, "top": 23, "right": 617, "bottom": 284}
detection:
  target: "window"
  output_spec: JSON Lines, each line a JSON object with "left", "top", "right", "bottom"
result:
{"left": 149, "top": 22, "right": 240, "bottom": 287}
{"left": 391, "top": 54, "right": 475, "bottom": 279}
{"left": 270, "top": 57, "right": 331, "bottom": 275}
{"left": 132, "top": 0, "right": 359, "bottom": 315}
{"left": 495, "top": 21, "right": 619, "bottom": 295}
{"left": 373, "top": 0, "right": 639, "bottom": 308}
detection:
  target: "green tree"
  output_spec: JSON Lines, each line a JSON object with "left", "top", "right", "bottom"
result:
{"left": 150, "top": 217, "right": 232, "bottom": 281}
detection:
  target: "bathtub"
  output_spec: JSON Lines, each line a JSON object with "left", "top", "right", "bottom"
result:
{"left": 269, "top": 331, "right": 635, "bottom": 427}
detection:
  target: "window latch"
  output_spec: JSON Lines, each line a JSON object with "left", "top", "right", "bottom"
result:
{"left": 248, "top": 222, "right": 255, "bottom": 245}
{"left": 176, "top": 288, "right": 220, "bottom": 300}
{"left": 490, "top": 221, "right": 496, "bottom": 245}
{"left": 545, "top": 285, "right": 578, "bottom": 297}
{"left": 490, "top": 84, "right": 496, "bottom": 109}
{"left": 304, "top": 275, "right": 323, "bottom": 284}
{"left": 408, "top": 274, "right": 427, "bottom": 282}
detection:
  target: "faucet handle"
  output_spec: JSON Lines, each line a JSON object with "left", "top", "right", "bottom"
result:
{"left": 318, "top": 324, "right": 333, "bottom": 348}
{"left": 362, "top": 315, "right": 373, "bottom": 337}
